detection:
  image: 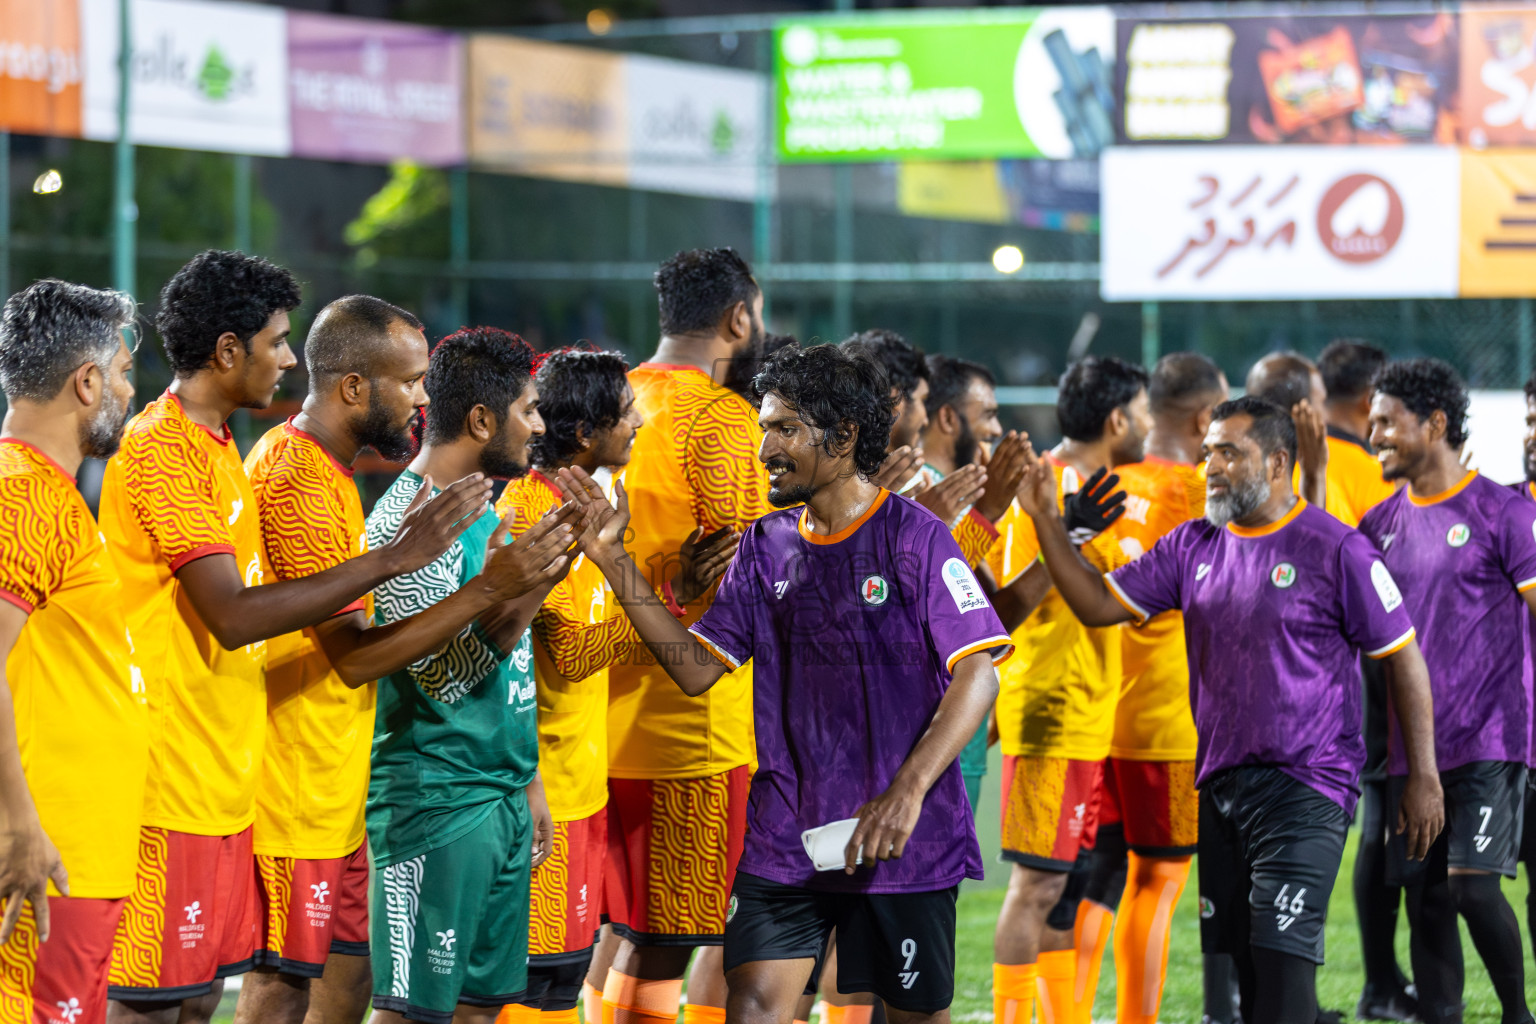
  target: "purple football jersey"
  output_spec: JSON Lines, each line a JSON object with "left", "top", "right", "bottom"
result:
{"left": 690, "top": 490, "right": 1011, "bottom": 893}
{"left": 1106, "top": 500, "right": 1416, "bottom": 812}
{"left": 1358, "top": 473, "right": 1536, "bottom": 774}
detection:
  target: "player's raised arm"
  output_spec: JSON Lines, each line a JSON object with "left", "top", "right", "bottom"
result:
{"left": 556, "top": 466, "right": 730, "bottom": 697}
{"left": 1016, "top": 449, "right": 1134, "bottom": 627}
{"left": 176, "top": 471, "right": 494, "bottom": 650}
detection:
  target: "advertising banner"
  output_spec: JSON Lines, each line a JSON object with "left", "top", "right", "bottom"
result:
{"left": 896, "top": 158, "right": 1098, "bottom": 231}
{"left": 1459, "top": 150, "right": 1536, "bottom": 297}
{"left": 775, "top": 7, "right": 1115, "bottom": 162}
{"left": 287, "top": 13, "right": 463, "bottom": 166}
{"left": 1116, "top": 12, "right": 1458, "bottom": 145}
{"left": 81, "top": 0, "right": 290, "bottom": 155}
{"left": 1101, "top": 146, "right": 1460, "bottom": 300}
{"left": 1460, "top": 5, "right": 1536, "bottom": 147}
{"left": 467, "top": 34, "right": 627, "bottom": 187}
{"left": 624, "top": 55, "right": 764, "bottom": 202}
{"left": 0, "top": 0, "right": 81, "bottom": 136}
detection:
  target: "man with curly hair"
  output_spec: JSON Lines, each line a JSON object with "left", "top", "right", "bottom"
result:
{"left": 1359, "top": 359, "right": 1536, "bottom": 1024}
{"left": 363, "top": 327, "right": 578, "bottom": 1024}
{"left": 556, "top": 342, "right": 1012, "bottom": 1024}
{"left": 493, "top": 349, "right": 735, "bottom": 1024}
{"left": 101, "top": 252, "right": 484, "bottom": 1024}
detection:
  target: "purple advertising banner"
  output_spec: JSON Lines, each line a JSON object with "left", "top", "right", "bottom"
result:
{"left": 288, "top": 11, "right": 463, "bottom": 166}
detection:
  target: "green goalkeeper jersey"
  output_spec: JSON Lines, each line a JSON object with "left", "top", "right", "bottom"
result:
{"left": 363, "top": 470, "right": 539, "bottom": 867}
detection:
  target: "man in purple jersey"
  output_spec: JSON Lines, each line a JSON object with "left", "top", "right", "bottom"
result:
{"left": 1518, "top": 372, "right": 1536, "bottom": 959}
{"left": 1015, "top": 395, "right": 1443, "bottom": 1024}
{"left": 1361, "top": 359, "right": 1536, "bottom": 1024}
{"left": 555, "top": 344, "right": 1011, "bottom": 1024}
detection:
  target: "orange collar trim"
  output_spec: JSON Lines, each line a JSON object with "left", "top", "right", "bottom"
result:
{"left": 0, "top": 438, "right": 75, "bottom": 485}
{"left": 1528, "top": 481, "right": 1536, "bottom": 503}
{"left": 638, "top": 361, "right": 711, "bottom": 377}
{"left": 798, "top": 489, "right": 890, "bottom": 545}
{"left": 1226, "top": 497, "right": 1307, "bottom": 538}
{"left": 165, "top": 391, "right": 233, "bottom": 446}
{"left": 1408, "top": 470, "right": 1476, "bottom": 507}
{"left": 284, "top": 419, "right": 356, "bottom": 478}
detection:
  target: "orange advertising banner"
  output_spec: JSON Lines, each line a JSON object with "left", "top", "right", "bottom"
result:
{"left": 1459, "top": 149, "right": 1536, "bottom": 297}
{"left": 0, "top": 0, "right": 82, "bottom": 136}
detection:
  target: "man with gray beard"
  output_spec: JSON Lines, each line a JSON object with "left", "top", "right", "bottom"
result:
{"left": 1015, "top": 395, "right": 1444, "bottom": 1024}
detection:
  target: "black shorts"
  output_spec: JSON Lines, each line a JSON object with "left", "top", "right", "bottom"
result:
{"left": 1197, "top": 766, "right": 1349, "bottom": 965}
{"left": 1386, "top": 760, "right": 1527, "bottom": 885}
{"left": 1521, "top": 771, "right": 1536, "bottom": 864}
{"left": 723, "top": 872, "right": 958, "bottom": 1013}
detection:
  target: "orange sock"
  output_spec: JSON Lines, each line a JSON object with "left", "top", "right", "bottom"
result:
{"left": 542, "top": 1010, "right": 582, "bottom": 1024}
{"left": 1114, "top": 853, "right": 1192, "bottom": 1024}
{"left": 602, "top": 971, "right": 683, "bottom": 1024}
{"left": 682, "top": 1004, "right": 725, "bottom": 1024}
{"left": 498, "top": 1005, "right": 541, "bottom": 1024}
{"left": 584, "top": 982, "right": 604, "bottom": 1024}
{"left": 1071, "top": 900, "right": 1114, "bottom": 1024}
{"left": 819, "top": 1006, "right": 873, "bottom": 1024}
{"left": 993, "top": 962, "right": 1037, "bottom": 1024}
{"left": 1035, "top": 949, "right": 1075, "bottom": 1024}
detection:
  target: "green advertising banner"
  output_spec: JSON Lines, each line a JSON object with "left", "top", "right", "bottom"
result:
{"left": 775, "top": 7, "right": 1115, "bottom": 163}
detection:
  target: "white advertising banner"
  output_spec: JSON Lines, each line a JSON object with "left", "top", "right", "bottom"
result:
{"left": 624, "top": 55, "right": 765, "bottom": 202}
{"left": 82, "top": 0, "right": 290, "bottom": 155}
{"left": 1101, "top": 146, "right": 1460, "bottom": 301}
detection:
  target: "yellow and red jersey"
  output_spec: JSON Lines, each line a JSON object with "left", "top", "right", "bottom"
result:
{"left": 244, "top": 421, "right": 373, "bottom": 859}
{"left": 1108, "top": 457, "right": 1206, "bottom": 762}
{"left": 99, "top": 392, "right": 269, "bottom": 836}
{"left": 608, "top": 363, "right": 770, "bottom": 780}
{"left": 0, "top": 440, "right": 146, "bottom": 897}
{"left": 987, "top": 456, "right": 1127, "bottom": 762}
{"left": 1323, "top": 430, "right": 1396, "bottom": 528}
{"left": 498, "top": 470, "right": 640, "bottom": 819}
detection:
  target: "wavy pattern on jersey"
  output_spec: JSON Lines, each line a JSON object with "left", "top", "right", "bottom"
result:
{"left": 109, "top": 828, "right": 169, "bottom": 987}
{"left": 369, "top": 484, "right": 497, "bottom": 704}
{"left": 503, "top": 474, "right": 639, "bottom": 682}
{"left": 677, "top": 383, "right": 770, "bottom": 536}
{"left": 257, "top": 855, "right": 294, "bottom": 956}
{"left": 1001, "top": 756, "right": 1068, "bottom": 858}
{"left": 0, "top": 447, "right": 79, "bottom": 609}
{"left": 647, "top": 775, "right": 731, "bottom": 933}
{"left": 382, "top": 856, "right": 426, "bottom": 999}
{"left": 0, "top": 905, "right": 37, "bottom": 1024}
{"left": 528, "top": 821, "right": 570, "bottom": 955}
{"left": 117, "top": 397, "right": 232, "bottom": 564}
{"left": 247, "top": 432, "right": 357, "bottom": 581}
{"left": 952, "top": 513, "right": 997, "bottom": 570}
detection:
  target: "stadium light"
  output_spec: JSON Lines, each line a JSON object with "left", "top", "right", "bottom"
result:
{"left": 587, "top": 8, "right": 614, "bottom": 34}
{"left": 32, "top": 170, "right": 62, "bottom": 195}
{"left": 992, "top": 244, "right": 1025, "bottom": 274}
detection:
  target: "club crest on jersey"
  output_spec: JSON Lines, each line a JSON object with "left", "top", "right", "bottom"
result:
{"left": 1447, "top": 523, "right": 1470, "bottom": 547}
{"left": 1270, "top": 563, "right": 1297, "bottom": 589}
{"left": 859, "top": 575, "right": 889, "bottom": 606}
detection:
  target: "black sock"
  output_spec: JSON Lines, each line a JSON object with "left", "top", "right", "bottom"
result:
{"left": 1248, "top": 945, "right": 1317, "bottom": 1024}
{"left": 1406, "top": 881, "right": 1465, "bottom": 1024}
{"left": 1354, "top": 782, "right": 1406, "bottom": 994}
{"left": 1204, "top": 953, "right": 1242, "bottom": 1024}
{"left": 1083, "top": 823, "right": 1129, "bottom": 912}
{"left": 1449, "top": 873, "right": 1530, "bottom": 1024}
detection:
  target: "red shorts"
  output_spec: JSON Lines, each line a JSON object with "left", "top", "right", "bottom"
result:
{"left": 107, "top": 826, "right": 258, "bottom": 1000}
{"left": 1000, "top": 755, "right": 1104, "bottom": 871}
{"left": 530, "top": 807, "right": 607, "bottom": 961}
{"left": 0, "top": 895, "right": 123, "bottom": 1024}
{"left": 253, "top": 844, "right": 369, "bottom": 977}
{"left": 1100, "top": 758, "right": 1199, "bottom": 855}
{"left": 604, "top": 766, "right": 749, "bottom": 945}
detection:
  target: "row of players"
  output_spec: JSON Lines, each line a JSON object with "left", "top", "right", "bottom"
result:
{"left": 0, "top": 245, "right": 1529, "bottom": 1024}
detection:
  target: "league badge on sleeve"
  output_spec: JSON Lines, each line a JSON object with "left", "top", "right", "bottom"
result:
{"left": 942, "top": 557, "right": 989, "bottom": 612}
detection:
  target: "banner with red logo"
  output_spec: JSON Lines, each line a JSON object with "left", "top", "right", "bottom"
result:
{"left": 1101, "top": 145, "right": 1460, "bottom": 300}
